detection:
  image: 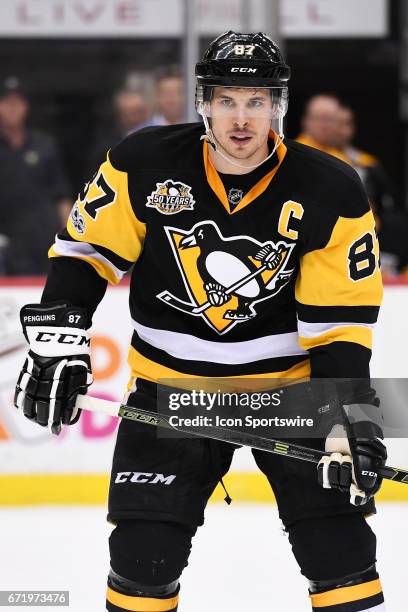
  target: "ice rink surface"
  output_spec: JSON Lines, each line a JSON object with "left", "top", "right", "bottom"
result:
{"left": 0, "top": 503, "right": 406, "bottom": 611}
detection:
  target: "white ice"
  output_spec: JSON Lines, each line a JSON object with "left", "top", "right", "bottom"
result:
{"left": 0, "top": 503, "right": 406, "bottom": 611}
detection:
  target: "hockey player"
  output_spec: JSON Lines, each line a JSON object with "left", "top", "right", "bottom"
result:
{"left": 15, "top": 32, "right": 386, "bottom": 612}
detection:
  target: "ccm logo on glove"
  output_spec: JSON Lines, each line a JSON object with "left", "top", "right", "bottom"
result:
{"left": 35, "top": 331, "right": 90, "bottom": 346}
{"left": 361, "top": 470, "right": 377, "bottom": 478}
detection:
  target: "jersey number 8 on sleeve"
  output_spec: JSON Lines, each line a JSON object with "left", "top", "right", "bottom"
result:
{"left": 348, "top": 232, "right": 378, "bottom": 281}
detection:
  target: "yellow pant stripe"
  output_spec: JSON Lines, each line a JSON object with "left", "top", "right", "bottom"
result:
{"left": 310, "top": 578, "right": 382, "bottom": 607}
{"left": 106, "top": 587, "right": 178, "bottom": 611}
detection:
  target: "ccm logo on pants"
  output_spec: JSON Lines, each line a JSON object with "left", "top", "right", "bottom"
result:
{"left": 115, "top": 472, "right": 176, "bottom": 485}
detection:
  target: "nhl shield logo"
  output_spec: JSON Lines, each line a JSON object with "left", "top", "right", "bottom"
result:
{"left": 146, "top": 180, "right": 195, "bottom": 215}
{"left": 228, "top": 188, "right": 244, "bottom": 208}
{"left": 157, "top": 220, "right": 295, "bottom": 335}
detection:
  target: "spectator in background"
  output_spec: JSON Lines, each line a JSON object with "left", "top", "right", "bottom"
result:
{"left": 88, "top": 68, "right": 184, "bottom": 173}
{"left": 0, "top": 77, "right": 72, "bottom": 276}
{"left": 335, "top": 104, "right": 396, "bottom": 214}
{"left": 298, "top": 94, "right": 406, "bottom": 277}
{"left": 114, "top": 88, "right": 151, "bottom": 134}
{"left": 88, "top": 87, "right": 150, "bottom": 171}
{"left": 298, "top": 96, "right": 397, "bottom": 214}
{"left": 333, "top": 104, "right": 408, "bottom": 277}
{"left": 151, "top": 66, "right": 184, "bottom": 126}
{"left": 296, "top": 94, "right": 348, "bottom": 162}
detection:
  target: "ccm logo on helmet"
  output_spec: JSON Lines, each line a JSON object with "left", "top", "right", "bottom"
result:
{"left": 35, "top": 331, "right": 90, "bottom": 346}
{"left": 231, "top": 67, "right": 258, "bottom": 73}
{"left": 115, "top": 472, "right": 176, "bottom": 485}
{"left": 361, "top": 470, "right": 377, "bottom": 478}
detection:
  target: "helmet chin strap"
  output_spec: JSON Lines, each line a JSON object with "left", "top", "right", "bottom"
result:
{"left": 198, "top": 103, "right": 284, "bottom": 171}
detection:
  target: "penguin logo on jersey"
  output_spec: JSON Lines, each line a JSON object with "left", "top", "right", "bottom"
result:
{"left": 146, "top": 180, "right": 195, "bottom": 215}
{"left": 157, "top": 220, "right": 295, "bottom": 334}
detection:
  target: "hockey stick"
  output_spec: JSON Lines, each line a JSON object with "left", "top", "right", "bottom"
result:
{"left": 157, "top": 262, "right": 269, "bottom": 315}
{"left": 76, "top": 394, "right": 408, "bottom": 485}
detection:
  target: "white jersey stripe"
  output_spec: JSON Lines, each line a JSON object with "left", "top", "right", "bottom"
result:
{"left": 297, "top": 319, "right": 375, "bottom": 339}
{"left": 53, "top": 235, "right": 125, "bottom": 282}
{"left": 132, "top": 319, "right": 307, "bottom": 365}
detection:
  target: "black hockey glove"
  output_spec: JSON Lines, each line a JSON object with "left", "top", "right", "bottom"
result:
{"left": 14, "top": 302, "right": 93, "bottom": 435}
{"left": 317, "top": 404, "right": 387, "bottom": 506}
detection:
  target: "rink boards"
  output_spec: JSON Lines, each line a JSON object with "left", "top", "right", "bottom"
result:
{"left": 0, "top": 280, "right": 407, "bottom": 505}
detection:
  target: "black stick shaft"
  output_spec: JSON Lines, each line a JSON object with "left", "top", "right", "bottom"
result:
{"left": 118, "top": 404, "right": 408, "bottom": 484}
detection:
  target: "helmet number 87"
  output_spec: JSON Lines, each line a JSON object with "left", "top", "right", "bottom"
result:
{"left": 348, "top": 232, "right": 378, "bottom": 281}
{"left": 234, "top": 44, "right": 255, "bottom": 56}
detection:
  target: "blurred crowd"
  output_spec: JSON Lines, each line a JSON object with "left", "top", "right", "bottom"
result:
{"left": 0, "top": 67, "right": 184, "bottom": 276}
{"left": 0, "top": 72, "right": 407, "bottom": 279}
{"left": 296, "top": 94, "right": 408, "bottom": 279}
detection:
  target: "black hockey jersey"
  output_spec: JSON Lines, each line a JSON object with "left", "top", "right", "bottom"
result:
{"left": 48, "top": 123, "right": 382, "bottom": 384}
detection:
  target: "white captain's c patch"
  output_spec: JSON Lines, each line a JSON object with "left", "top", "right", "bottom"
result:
{"left": 157, "top": 220, "right": 296, "bottom": 335}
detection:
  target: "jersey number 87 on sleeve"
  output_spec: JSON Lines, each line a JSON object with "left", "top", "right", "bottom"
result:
{"left": 79, "top": 172, "right": 117, "bottom": 220}
{"left": 348, "top": 231, "right": 379, "bottom": 281}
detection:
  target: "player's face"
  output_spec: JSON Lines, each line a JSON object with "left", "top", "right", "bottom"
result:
{"left": 209, "top": 87, "right": 272, "bottom": 161}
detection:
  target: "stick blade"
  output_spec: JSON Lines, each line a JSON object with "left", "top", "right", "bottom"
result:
{"left": 157, "top": 290, "right": 203, "bottom": 314}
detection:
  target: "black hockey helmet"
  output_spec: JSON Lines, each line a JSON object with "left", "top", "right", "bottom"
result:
{"left": 195, "top": 31, "right": 291, "bottom": 90}
{"left": 196, "top": 32, "right": 290, "bottom": 141}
